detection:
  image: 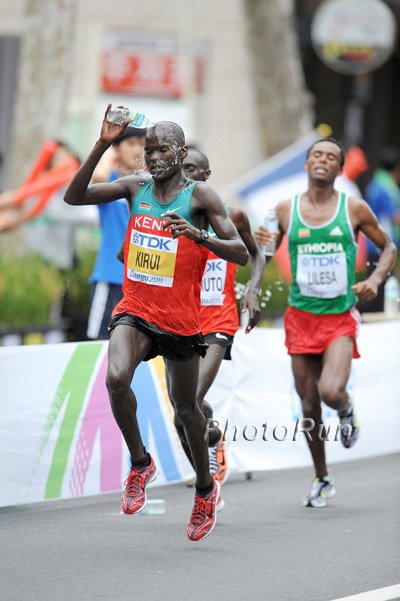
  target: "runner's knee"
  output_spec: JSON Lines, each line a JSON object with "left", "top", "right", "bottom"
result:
{"left": 175, "top": 403, "right": 197, "bottom": 427}
{"left": 106, "top": 363, "right": 132, "bottom": 398}
{"left": 318, "top": 381, "right": 345, "bottom": 407}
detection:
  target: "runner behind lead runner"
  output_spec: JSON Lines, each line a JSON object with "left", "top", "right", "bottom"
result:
{"left": 255, "top": 137, "right": 397, "bottom": 508}
{"left": 173, "top": 148, "right": 264, "bottom": 509}
{"left": 64, "top": 105, "right": 249, "bottom": 541}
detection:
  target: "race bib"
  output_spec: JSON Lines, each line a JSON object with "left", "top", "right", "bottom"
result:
{"left": 200, "top": 258, "right": 227, "bottom": 306}
{"left": 296, "top": 252, "right": 348, "bottom": 298}
{"left": 127, "top": 228, "right": 178, "bottom": 287}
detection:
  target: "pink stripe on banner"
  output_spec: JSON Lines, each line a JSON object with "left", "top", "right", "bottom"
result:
{"left": 69, "top": 352, "right": 123, "bottom": 496}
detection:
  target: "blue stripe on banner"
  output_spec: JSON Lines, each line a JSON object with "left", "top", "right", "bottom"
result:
{"left": 133, "top": 362, "right": 180, "bottom": 481}
{"left": 238, "top": 153, "right": 307, "bottom": 199}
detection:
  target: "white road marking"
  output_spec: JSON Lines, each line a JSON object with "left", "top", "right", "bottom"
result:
{"left": 330, "top": 584, "right": 400, "bottom": 601}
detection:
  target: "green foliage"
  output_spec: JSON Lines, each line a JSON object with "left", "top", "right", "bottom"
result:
{"left": 0, "top": 249, "right": 96, "bottom": 327}
{"left": 62, "top": 250, "right": 96, "bottom": 318}
{"left": 0, "top": 255, "right": 64, "bottom": 326}
{"left": 236, "top": 258, "right": 289, "bottom": 317}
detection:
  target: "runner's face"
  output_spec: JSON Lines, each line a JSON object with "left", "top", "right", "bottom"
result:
{"left": 144, "top": 132, "right": 183, "bottom": 181}
{"left": 305, "top": 142, "right": 343, "bottom": 184}
{"left": 115, "top": 137, "right": 145, "bottom": 173}
{"left": 183, "top": 152, "right": 208, "bottom": 182}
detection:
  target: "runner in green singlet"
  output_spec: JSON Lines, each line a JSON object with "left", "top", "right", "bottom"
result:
{"left": 255, "top": 138, "right": 397, "bottom": 508}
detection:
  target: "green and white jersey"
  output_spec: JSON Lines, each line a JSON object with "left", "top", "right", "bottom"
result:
{"left": 287, "top": 192, "right": 357, "bottom": 314}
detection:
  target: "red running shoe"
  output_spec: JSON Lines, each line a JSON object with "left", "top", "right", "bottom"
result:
{"left": 187, "top": 479, "right": 220, "bottom": 542}
{"left": 121, "top": 455, "right": 158, "bottom": 514}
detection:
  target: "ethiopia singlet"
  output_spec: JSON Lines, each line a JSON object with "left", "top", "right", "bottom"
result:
{"left": 288, "top": 192, "right": 357, "bottom": 315}
{"left": 113, "top": 179, "right": 202, "bottom": 335}
{"left": 198, "top": 229, "right": 239, "bottom": 336}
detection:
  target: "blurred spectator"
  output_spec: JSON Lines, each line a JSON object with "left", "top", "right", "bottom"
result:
{"left": 0, "top": 140, "right": 83, "bottom": 236}
{"left": 86, "top": 126, "right": 146, "bottom": 340}
{"left": 363, "top": 146, "right": 400, "bottom": 311}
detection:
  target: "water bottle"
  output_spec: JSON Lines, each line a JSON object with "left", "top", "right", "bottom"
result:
{"left": 139, "top": 499, "right": 167, "bottom": 515}
{"left": 384, "top": 275, "right": 400, "bottom": 316}
{"left": 260, "top": 208, "right": 279, "bottom": 256}
{"left": 107, "top": 106, "right": 150, "bottom": 128}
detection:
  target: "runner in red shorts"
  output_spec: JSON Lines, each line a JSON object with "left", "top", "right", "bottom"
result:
{"left": 255, "top": 137, "right": 397, "bottom": 507}
{"left": 173, "top": 149, "right": 264, "bottom": 509}
{"left": 64, "top": 107, "right": 249, "bottom": 541}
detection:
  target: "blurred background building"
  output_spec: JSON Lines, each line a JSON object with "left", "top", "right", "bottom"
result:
{"left": 1, "top": 0, "right": 398, "bottom": 191}
{"left": 0, "top": 0, "right": 399, "bottom": 341}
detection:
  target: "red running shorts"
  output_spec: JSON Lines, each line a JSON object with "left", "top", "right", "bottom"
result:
{"left": 284, "top": 306, "right": 361, "bottom": 358}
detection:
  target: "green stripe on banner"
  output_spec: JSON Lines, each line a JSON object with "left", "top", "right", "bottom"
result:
{"left": 45, "top": 344, "right": 103, "bottom": 499}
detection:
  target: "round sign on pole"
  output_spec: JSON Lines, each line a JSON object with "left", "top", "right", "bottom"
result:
{"left": 311, "top": 0, "right": 397, "bottom": 75}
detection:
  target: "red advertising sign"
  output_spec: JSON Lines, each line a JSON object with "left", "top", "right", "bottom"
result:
{"left": 101, "top": 32, "right": 205, "bottom": 98}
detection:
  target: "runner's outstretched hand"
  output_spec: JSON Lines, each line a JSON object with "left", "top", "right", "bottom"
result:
{"left": 99, "top": 104, "right": 132, "bottom": 145}
{"left": 241, "top": 291, "right": 261, "bottom": 334}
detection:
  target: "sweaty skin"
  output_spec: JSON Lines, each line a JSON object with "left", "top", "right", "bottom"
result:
{"left": 64, "top": 106, "right": 249, "bottom": 494}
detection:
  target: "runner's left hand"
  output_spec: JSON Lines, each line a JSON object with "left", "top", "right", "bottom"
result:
{"left": 162, "top": 211, "right": 200, "bottom": 241}
{"left": 241, "top": 293, "right": 260, "bottom": 333}
{"left": 254, "top": 225, "right": 274, "bottom": 245}
{"left": 352, "top": 278, "right": 378, "bottom": 301}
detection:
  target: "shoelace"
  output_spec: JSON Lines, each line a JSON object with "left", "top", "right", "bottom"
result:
{"left": 124, "top": 469, "right": 143, "bottom": 497}
{"left": 310, "top": 478, "right": 330, "bottom": 498}
{"left": 190, "top": 496, "right": 209, "bottom": 524}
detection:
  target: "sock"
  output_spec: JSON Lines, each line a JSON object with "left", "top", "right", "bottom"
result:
{"left": 195, "top": 482, "right": 214, "bottom": 497}
{"left": 131, "top": 448, "right": 150, "bottom": 469}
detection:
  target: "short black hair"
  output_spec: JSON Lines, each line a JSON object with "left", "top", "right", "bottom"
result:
{"left": 147, "top": 122, "right": 186, "bottom": 147}
{"left": 186, "top": 148, "right": 209, "bottom": 170}
{"left": 113, "top": 126, "right": 147, "bottom": 146}
{"left": 378, "top": 146, "right": 400, "bottom": 171}
{"left": 306, "top": 137, "right": 346, "bottom": 167}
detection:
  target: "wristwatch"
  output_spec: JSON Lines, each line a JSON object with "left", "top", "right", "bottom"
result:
{"left": 196, "top": 229, "right": 210, "bottom": 245}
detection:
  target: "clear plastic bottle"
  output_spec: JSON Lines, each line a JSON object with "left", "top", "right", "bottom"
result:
{"left": 384, "top": 275, "right": 400, "bottom": 316}
{"left": 260, "top": 208, "right": 279, "bottom": 256}
{"left": 107, "top": 106, "right": 150, "bottom": 129}
{"left": 139, "top": 499, "right": 167, "bottom": 515}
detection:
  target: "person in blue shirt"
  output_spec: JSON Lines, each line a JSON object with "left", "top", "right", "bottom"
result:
{"left": 87, "top": 126, "right": 146, "bottom": 339}
{"left": 363, "top": 146, "right": 400, "bottom": 311}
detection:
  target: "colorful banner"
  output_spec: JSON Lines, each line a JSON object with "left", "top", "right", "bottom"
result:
{"left": 1, "top": 321, "right": 399, "bottom": 507}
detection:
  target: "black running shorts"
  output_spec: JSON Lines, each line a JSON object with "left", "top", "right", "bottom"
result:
{"left": 108, "top": 313, "right": 209, "bottom": 362}
{"left": 204, "top": 332, "right": 234, "bottom": 361}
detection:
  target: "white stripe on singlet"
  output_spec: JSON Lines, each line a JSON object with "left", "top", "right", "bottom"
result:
{"left": 87, "top": 281, "right": 109, "bottom": 339}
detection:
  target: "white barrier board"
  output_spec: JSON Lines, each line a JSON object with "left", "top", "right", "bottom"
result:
{"left": 1, "top": 322, "right": 399, "bottom": 507}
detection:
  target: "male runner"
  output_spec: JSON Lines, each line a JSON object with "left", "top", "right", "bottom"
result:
{"left": 255, "top": 137, "right": 397, "bottom": 507}
{"left": 174, "top": 149, "right": 264, "bottom": 504}
{"left": 64, "top": 105, "right": 249, "bottom": 541}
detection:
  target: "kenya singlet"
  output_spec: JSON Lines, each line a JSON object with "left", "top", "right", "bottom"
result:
{"left": 199, "top": 230, "right": 239, "bottom": 336}
{"left": 288, "top": 192, "right": 357, "bottom": 315}
{"left": 113, "top": 179, "right": 202, "bottom": 335}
